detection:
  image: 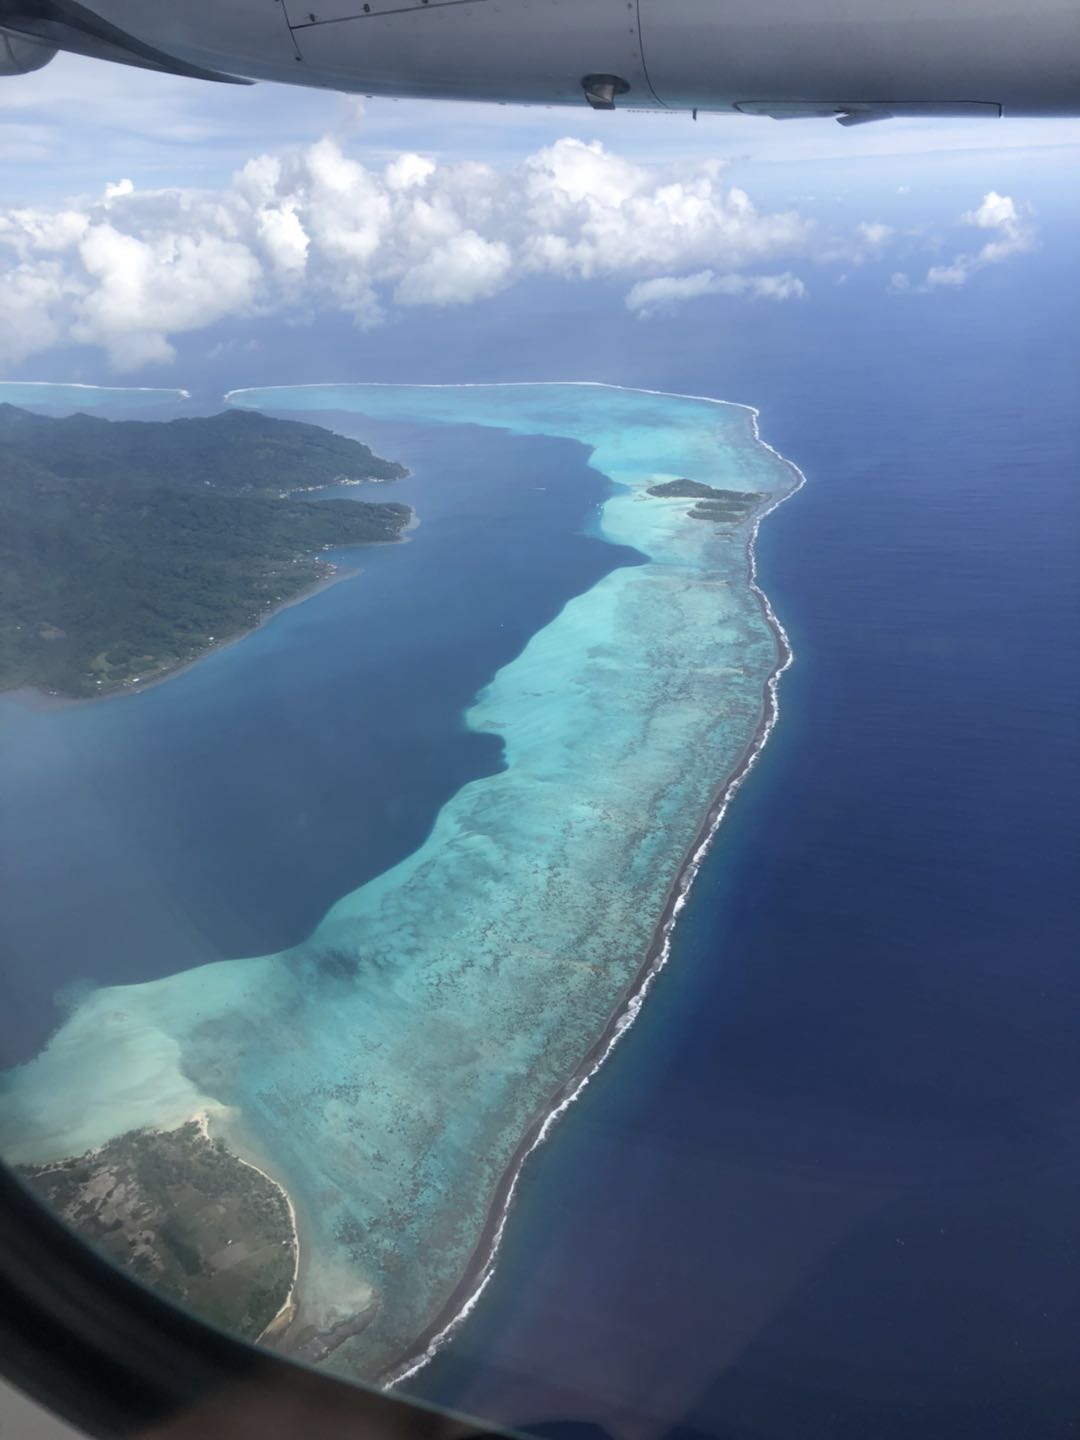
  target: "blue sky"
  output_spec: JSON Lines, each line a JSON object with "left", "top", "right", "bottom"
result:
{"left": 2, "top": 52, "right": 1079, "bottom": 378}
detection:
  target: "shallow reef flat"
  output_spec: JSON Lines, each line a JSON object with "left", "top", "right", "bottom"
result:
{"left": 0, "top": 384, "right": 801, "bottom": 1380}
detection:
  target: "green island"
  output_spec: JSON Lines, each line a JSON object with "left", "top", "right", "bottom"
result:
{"left": 18, "top": 1121, "right": 297, "bottom": 1342}
{"left": 646, "top": 476, "right": 766, "bottom": 523}
{"left": 0, "top": 405, "right": 411, "bottom": 699}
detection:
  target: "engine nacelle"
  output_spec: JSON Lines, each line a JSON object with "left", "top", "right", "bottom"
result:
{"left": 0, "top": 24, "right": 55, "bottom": 73}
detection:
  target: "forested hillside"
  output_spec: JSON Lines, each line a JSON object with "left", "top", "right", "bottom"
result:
{"left": 0, "top": 407, "right": 411, "bottom": 698}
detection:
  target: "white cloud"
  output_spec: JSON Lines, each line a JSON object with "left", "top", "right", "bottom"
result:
{"left": 923, "top": 259, "right": 969, "bottom": 288}
{"left": 963, "top": 190, "right": 1020, "bottom": 231}
{"left": 815, "top": 217, "right": 895, "bottom": 267}
{"left": 900, "top": 190, "right": 1036, "bottom": 293}
{"left": 385, "top": 152, "right": 437, "bottom": 192}
{"left": 395, "top": 230, "right": 512, "bottom": 307}
{"left": 255, "top": 203, "right": 309, "bottom": 277}
{"left": 856, "top": 221, "right": 893, "bottom": 249}
{"left": 520, "top": 139, "right": 809, "bottom": 280}
{"left": 1, "top": 134, "right": 815, "bottom": 370}
{"left": 0, "top": 131, "right": 812, "bottom": 370}
{"left": 0, "top": 205, "right": 87, "bottom": 257}
{"left": 1, "top": 259, "right": 79, "bottom": 366}
{"left": 626, "top": 269, "right": 806, "bottom": 317}
{"left": 68, "top": 222, "right": 262, "bottom": 368}
{"left": 103, "top": 178, "right": 134, "bottom": 203}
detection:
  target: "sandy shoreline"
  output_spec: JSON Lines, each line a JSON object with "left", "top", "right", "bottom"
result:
{"left": 378, "top": 406, "right": 806, "bottom": 1388}
{"left": 190, "top": 1110, "right": 302, "bottom": 1343}
{"left": 243, "top": 1157, "right": 301, "bottom": 1342}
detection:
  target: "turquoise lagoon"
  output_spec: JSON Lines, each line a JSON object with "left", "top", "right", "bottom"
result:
{"left": 0, "top": 383, "right": 801, "bottom": 1379}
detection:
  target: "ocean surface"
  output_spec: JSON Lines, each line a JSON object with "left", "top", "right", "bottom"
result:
{"left": 2, "top": 234, "right": 1079, "bottom": 1437}
{"left": 0, "top": 414, "right": 630, "bottom": 1064}
{"left": 392, "top": 294, "right": 1080, "bottom": 1434}
{"left": 0, "top": 383, "right": 796, "bottom": 1381}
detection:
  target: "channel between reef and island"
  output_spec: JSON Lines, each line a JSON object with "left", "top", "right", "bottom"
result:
{"left": 369, "top": 398, "right": 807, "bottom": 1388}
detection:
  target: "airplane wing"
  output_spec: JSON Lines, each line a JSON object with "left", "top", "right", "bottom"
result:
{"left": 2, "top": 0, "right": 1079, "bottom": 120}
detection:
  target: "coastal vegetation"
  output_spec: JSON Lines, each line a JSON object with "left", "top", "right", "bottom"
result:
{"left": 647, "top": 477, "right": 766, "bottom": 523}
{"left": 0, "top": 405, "right": 412, "bottom": 697}
{"left": 19, "top": 1121, "right": 296, "bottom": 1341}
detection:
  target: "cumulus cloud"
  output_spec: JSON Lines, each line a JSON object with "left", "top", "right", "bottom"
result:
{"left": 385, "top": 152, "right": 436, "bottom": 192}
{"left": 521, "top": 140, "right": 809, "bottom": 279}
{"left": 255, "top": 203, "right": 309, "bottom": 278}
{"left": 103, "top": 178, "right": 134, "bottom": 203}
{"left": 815, "top": 217, "right": 895, "bottom": 267}
{"left": 4, "top": 260, "right": 80, "bottom": 364}
{"left": 626, "top": 269, "right": 806, "bottom": 317}
{"left": 0, "top": 133, "right": 813, "bottom": 371}
{"left": 75, "top": 224, "right": 262, "bottom": 368}
{"left": 856, "top": 221, "right": 894, "bottom": 250}
{"left": 892, "top": 190, "right": 1035, "bottom": 294}
{"left": 963, "top": 190, "right": 1022, "bottom": 233}
{"left": 0, "top": 205, "right": 88, "bottom": 257}
{"left": 394, "top": 231, "right": 512, "bottom": 307}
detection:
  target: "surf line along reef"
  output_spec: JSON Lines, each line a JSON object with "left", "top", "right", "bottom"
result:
{"left": 0, "top": 383, "right": 803, "bottom": 1381}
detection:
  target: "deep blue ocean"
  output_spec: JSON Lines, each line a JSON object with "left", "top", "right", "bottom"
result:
{"left": 399, "top": 264, "right": 1079, "bottom": 1433}
{"left": 4, "top": 190, "right": 1079, "bottom": 1438}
